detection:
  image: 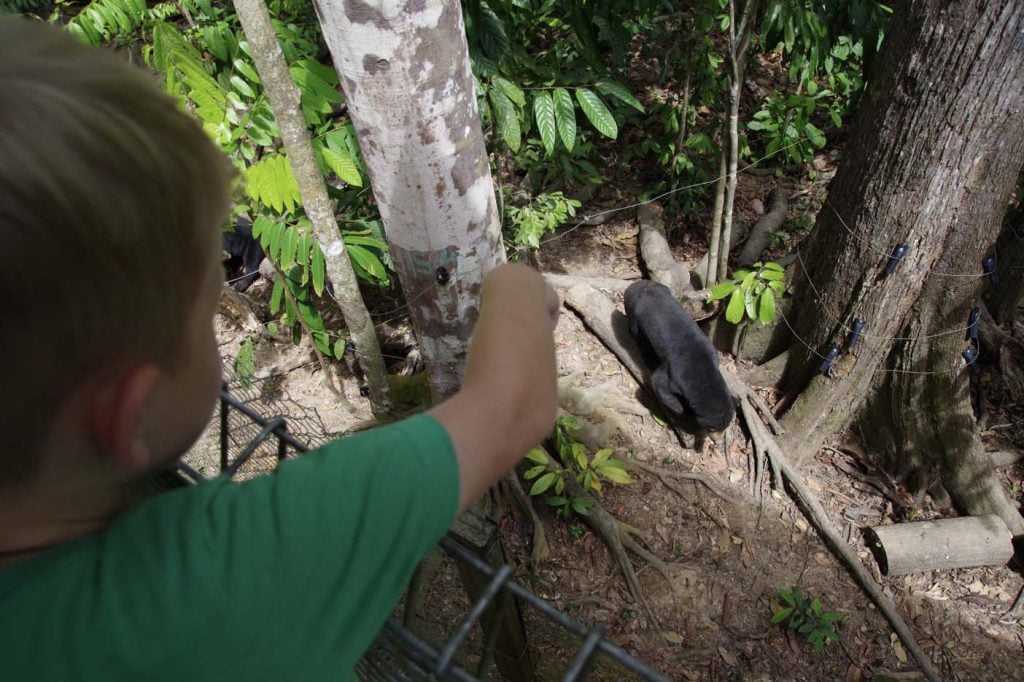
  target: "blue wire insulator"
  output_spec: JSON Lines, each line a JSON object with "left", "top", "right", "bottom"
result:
{"left": 967, "top": 307, "right": 980, "bottom": 340}
{"left": 848, "top": 318, "right": 866, "bottom": 349}
{"left": 819, "top": 346, "right": 840, "bottom": 375}
{"left": 982, "top": 256, "right": 998, "bottom": 285}
{"left": 962, "top": 346, "right": 978, "bottom": 366}
{"left": 884, "top": 244, "right": 909, "bottom": 275}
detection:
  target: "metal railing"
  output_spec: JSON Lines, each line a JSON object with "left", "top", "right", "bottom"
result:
{"left": 168, "top": 387, "right": 670, "bottom": 682}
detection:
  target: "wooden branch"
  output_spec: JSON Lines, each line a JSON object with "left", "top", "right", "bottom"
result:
{"left": 865, "top": 515, "right": 1013, "bottom": 576}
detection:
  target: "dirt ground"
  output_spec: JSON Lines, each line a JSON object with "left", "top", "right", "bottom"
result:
{"left": 207, "top": 172, "right": 1024, "bottom": 680}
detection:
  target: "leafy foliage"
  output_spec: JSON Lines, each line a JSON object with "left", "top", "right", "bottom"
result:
{"left": 522, "top": 415, "right": 634, "bottom": 521}
{"left": 234, "top": 336, "right": 256, "bottom": 387}
{"left": 504, "top": 191, "right": 581, "bottom": 249}
{"left": 707, "top": 262, "right": 786, "bottom": 325}
{"left": 771, "top": 587, "right": 843, "bottom": 653}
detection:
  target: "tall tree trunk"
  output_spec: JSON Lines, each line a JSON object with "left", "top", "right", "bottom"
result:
{"left": 705, "top": 145, "right": 727, "bottom": 287}
{"left": 314, "top": 0, "right": 505, "bottom": 402}
{"left": 779, "top": 0, "right": 1024, "bottom": 533}
{"left": 233, "top": 0, "right": 392, "bottom": 417}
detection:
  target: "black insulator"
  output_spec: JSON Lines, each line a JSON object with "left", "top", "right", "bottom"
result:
{"left": 962, "top": 346, "right": 978, "bottom": 366}
{"left": 848, "top": 318, "right": 866, "bottom": 350}
{"left": 983, "top": 256, "right": 998, "bottom": 285}
{"left": 967, "top": 307, "right": 980, "bottom": 341}
{"left": 819, "top": 346, "right": 840, "bottom": 375}
{"left": 435, "top": 266, "right": 450, "bottom": 285}
{"left": 884, "top": 244, "right": 909, "bottom": 275}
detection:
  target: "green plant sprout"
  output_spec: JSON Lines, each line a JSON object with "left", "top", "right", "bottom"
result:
{"left": 522, "top": 415, "right": 634, "bottom": 520}
{"left": 707, "top": 261, "right": 786, "bottom": 325}
{"left": 771, "top": 587, "right": 843, "bottom": 653}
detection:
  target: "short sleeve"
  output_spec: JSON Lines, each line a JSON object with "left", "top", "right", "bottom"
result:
{"left": 184, "top": 413, "right": 460, "bottom": 676}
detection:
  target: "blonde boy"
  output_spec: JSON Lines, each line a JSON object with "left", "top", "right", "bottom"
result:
{"left": 0, "top": 19, "right": 557, "bottom": 680}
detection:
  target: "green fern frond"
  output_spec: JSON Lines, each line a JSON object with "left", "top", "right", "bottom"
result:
{"left": 245, "top": 154, "right": 301, "bottom": 214}
{"left": 66, "top": 0, "right": 147, "bottom": 45}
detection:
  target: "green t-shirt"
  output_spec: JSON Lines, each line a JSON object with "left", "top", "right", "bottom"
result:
{"left": 0, "top": 413, "right": 459, "bottom": 681}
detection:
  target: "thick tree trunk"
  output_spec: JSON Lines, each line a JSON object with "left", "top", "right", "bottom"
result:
{"left": 779, "top": 0, "right": 1024, "bottom": 532}
{"left": 233, "top": 0, "right": 391, "bottom": 416}
{"left": 314, "top": 0, "right": 505, "bottom": 401}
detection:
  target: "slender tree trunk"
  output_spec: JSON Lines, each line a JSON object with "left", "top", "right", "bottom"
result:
{"left": 314, "top": 0, "right": 505, "bottom": 402}
{"left": 717, "top": 0, "right": 759, "bottom": 282}
{"left": 779, "top": 0, "right": 1024, "bottom": 532}
{"left": 705, "top": 145, "right": 727, "bottom": 287}
{"left": 233, "top": 0, "right": 392, "bottom": 417}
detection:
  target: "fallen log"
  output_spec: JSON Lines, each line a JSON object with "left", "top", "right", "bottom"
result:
{"left": 737, "top": 188, "right": 788, "bottom": 267}
{"left": 865, "top": 515, "right": 1013, "bottom": 576}
{"left": 636, "top": 202, "right": 692, "bottom": 300}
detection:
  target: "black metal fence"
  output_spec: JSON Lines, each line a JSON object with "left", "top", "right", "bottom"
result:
{"left": 171, "top": 385, "right": 669, "bottom": 682}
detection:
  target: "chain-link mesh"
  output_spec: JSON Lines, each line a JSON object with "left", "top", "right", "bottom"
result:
{"left": 170, "top": 362, "right": 668, "bottom": 681}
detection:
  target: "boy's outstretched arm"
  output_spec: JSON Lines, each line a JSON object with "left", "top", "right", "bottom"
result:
{"left": 429, "top": 263, "right": 558, "bottom": 513}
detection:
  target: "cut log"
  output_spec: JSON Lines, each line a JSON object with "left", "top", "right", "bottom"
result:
{"left": 865, "top": 515, "right": 1013, "bottom": 576}
{"left": 737, "top": 188, "right": 787, "bottom": 266}
{"left": 636, "top": 202, "right": 692, "bottom": 300}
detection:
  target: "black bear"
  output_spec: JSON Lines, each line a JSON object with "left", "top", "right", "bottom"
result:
{"left": 222, "top": 217, "right": 264, "bottom": 292}
{"left": 624, "top": 280, "right": 735, "bottom": 432}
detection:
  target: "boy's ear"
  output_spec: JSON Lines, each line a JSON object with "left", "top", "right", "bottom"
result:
{"left": 89, "top": 363, "right": 161, "bottom": 472}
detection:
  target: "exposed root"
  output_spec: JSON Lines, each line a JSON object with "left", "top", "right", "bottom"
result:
{"left": 626, "top": 458, "right": 740, "bottom": 506}
{"left": 501, "top": 472, "right": 550, "bottom": 569}
{"left": 543, "top": 447, "right": 679, "bottom": 625}
{"left": 735, "top": 392, "right": 942, "bottom": 682}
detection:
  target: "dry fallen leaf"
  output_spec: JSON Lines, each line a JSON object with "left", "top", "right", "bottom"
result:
{"left": 662, "top": 631, "right": 684, "bottom": 645}
{"left": 891, "top": 633, "right": 908, "bottom": 663}
{"left": 718, "top": 646, "right": 739, "bottom": 667}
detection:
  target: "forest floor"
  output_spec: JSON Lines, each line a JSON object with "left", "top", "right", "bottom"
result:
{"left": 206, "top": 163, "right": 1024, "bottom": 680}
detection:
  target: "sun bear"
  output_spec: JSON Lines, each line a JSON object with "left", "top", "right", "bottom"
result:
{"left": 624, "top": 280, "right": 735, "bottom": 432}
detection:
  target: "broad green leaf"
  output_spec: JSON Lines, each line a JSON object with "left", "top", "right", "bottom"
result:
{"left": 229, "top": 75, "right": 255, "bottom": 98}
{"left": 268, "top": 221, "right": 284, "bottom": 260}
{"left": 570, "top": 497, "right": 593, "bottom": 516}
{"left": 571, "top": 442, "right": 588, "bottom": 470}
{"left": 235, "top": 337, "right": 255, "bottom": 385}
{"left": 281, "top": 226, "right": 299, "bottom": 269}
{"left": 333, "top": 337, "right": 347, "bottom": 360}
{"left": 708, "top": 281, "right": 738, "bottom": 302}
{"left": 492, "top": 76, "right": 525, "bottom": 107}
{"left": 759, "top": 268, "right": 785, "bottom": 281}
{"left": 347, "top": 244, "right": 388, "bottom": 284}
{"left": 726, "top": 289, "right": 745, "bottom": 324}
{"left": 525, "top": 448, "right": 549, "bottom": 465}
{"left": 744, "top": 286, "right": 757, "bottom": 320}
{"left": 270, "top": 278, "right": 284, "bottom": 315}
{"left": 266, "top": 321, "right": 279, "bottom": 337}
{"left": 771, "top": 607, "right": 793, "bottom": 624}
{"left": 553, "top": 88, "right": 576, "bottom": 152}
{"left": 758, "top": 287, "right": 776, "bottom": 324}
{"left": 530, "top": 472, "right": 557, "bottom": 496}
{"left": 805, "top": 122, "right": 826, "bottom": 148}
{"left": 488, "top": 89, "right": 521, "bottom": 152}
{"left": 322, "top": 147, "right": 363, "bottom": 186}
{"left": 596, "top": 81, "right": 644, "bottom": 112}
{"left": 601, "top": 466, "right": 635, "bottom": 485}
{"left": 284, "top": 265, "right": 325, "bottom": 332}
{"left": 592, "top": 448, "right": 612, "bottom": 466}
{"left": 524, "top": 464, "right": 547, "bottom": 479}
{"left": 251, "top": 215, "right": 271, "bottom": 240}
{"left": 533, "top": 92, "right": 557, "bottom": 156}
{"left": 575, "top": 89, "right": 617, "bottom": 139}
{"left": 311, "top": 241, "right": 326, "bottom": 296}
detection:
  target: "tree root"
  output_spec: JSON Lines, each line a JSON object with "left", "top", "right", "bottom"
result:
{"left": 542, "top": 447, "right": 678, "bottom": 625}
{"left": 735, "top": 393, "right": 942, "bottom": 682}
{"left": 626, "top": 458, "right": 741, "bottom": 507}
{"left": 500, "top": 472, "right": 550, "bottom": 569}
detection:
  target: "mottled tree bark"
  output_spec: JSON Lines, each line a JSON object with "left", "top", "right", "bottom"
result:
{"left": 314, "top": 0, "right": 505, "bottom": 402}
{"left": 779, "top": 0, "right": 1024, "bottom": 533}
{"left": 233, "top": 0, "right": 391, "bottom": 416}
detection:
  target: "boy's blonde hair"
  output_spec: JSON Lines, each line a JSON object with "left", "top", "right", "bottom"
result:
{"left": 0, "top": 19, "right": 234, "bottom": 486}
